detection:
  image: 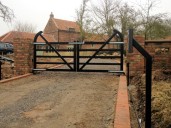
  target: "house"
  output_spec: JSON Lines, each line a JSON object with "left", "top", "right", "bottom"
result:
{"left": 44, "top": 12, "right": 80, "bottom": 42}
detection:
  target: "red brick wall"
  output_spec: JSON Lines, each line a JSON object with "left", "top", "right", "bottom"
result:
{"left": 126, "top": 37, "right": 171, "bottom": 76}
{"left": 126, "top": 36, "right": 145, "bottom": 76}
{"left": 145, "top": 41, "right": 171, "bottom": 70}
{"left": 58, "top": 30, "right": 79, "bottom": 42}
{"left": 13, "top": 38, "right": 33, "bottom": 76}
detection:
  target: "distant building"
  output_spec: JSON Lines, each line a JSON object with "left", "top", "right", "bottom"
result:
{"left": 44, "top": 12, "right": 80, "bottom": 42}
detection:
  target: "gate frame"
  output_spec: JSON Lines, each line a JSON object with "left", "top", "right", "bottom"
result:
{"left": 33, "top": 29, "right": 124, "bottom": 73}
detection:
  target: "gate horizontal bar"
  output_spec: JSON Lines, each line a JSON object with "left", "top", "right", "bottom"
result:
{"left": 36, "top": 49, "right": 74, "bottom": 52}
{"left": 33, "top": 42, "right": 46, "bottom": 45}
{"left": 33, "top": 42, "right": 72, "bottom": 45}
{"left": 79, "top": 63, "right": 121, "bottom": 65}
{"left": 32, "top": 69, "right": 46, "bottom": 71}
{"left": 79, "top": 56, "right": 121, "bottom": 58}
{"left": 78, "top": 69, "right": 110, "bottom": 72}
{"left": 108, "top": 70, "right": 124, "bottom": 73}
{"left": 79, "top": 49, "right": 121, "bottom": 51}
{"left": 82, "top": 42, "right": 121, "bottom": 44}
{"left": 69, "top": 42, "right": 84, "bottom": 44}
{"left": 33, "top": 41, "right": 125, "bottom": 45}
{"left": 36, "top": 62, "right": 74, "bottom": 64}
{"left": 33, "top": 68, "right": 74, "bottom": 71}
{"left": 36, "top": 55, "right": 74, "bottom": 58}
{"left": 78, "top": 69, "right": 124, "bottom": 73}
{"left": 46, "top": 69, "right": 75, "bottom": 71}
{"left": 109, "top": 42, "right": 124, "bottom": 44}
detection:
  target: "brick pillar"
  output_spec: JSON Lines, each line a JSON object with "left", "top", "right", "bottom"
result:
{"left": 13, "top": 38, "right": 33, "bottom": 76}
{"left": 126, "top": 36, "right": 145, "bottom": 76}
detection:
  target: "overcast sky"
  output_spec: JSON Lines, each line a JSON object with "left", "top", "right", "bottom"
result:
{"left": 0, "top": 0, "right": 171, "bottom": 35}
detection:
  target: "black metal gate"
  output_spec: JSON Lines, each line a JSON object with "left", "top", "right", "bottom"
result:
{"left": 33, "top": 29, "right": 124, "bottom": 73}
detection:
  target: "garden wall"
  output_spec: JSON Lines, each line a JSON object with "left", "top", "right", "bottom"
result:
{"left": 126, "top": 37, "right": 171, "bottom": 76}
{"left": 13, "top": 38, "right": 33, "bottom": 76}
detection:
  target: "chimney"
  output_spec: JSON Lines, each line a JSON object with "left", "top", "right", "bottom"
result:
{"left": 50, "top": 12, "right": 54, "bottom": 18}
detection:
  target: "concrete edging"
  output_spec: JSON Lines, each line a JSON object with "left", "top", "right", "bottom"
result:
{"left": 114, "top": 75, "right": 131, "bottom": 128}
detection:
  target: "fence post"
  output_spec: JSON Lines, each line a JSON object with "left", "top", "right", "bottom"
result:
{"left": 0, "top": 61, "right": 2, "bottom": 80}
{"left": 74, "top": 44, "right": 77, "bottom": 71}
{"left": 76, "top": 44, "right": 80, "bottom": 72}
{"left": 126, "top": 62, "right": 130, "bottom": 86}
{"left": 120, "top": 43, "right": 124, "bottom": 71}
{"left": 128, "top": 29, "right": 152, "bottom": 128}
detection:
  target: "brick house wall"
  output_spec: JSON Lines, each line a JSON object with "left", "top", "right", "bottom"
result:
{"left": 58, "top": 30, "right": 80, "bottom": 42}
{"left": 44, "top": 13, "right": 80, "bottom": 42}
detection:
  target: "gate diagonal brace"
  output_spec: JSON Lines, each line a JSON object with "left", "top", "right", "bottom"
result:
{"left": 80, "top": 29, "right": 123, "bottom": 70}
{"left": 34, "top": 31, "right": 73, "bottom": 70}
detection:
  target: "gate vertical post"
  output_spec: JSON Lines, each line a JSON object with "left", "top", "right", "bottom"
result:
{"left": 0, "top": 61, "right": 2, "bottom": 80}
{"left": 76, "top": 44, "right": 80, "bottom": 72}
{"left": 120, "top": 44, "right": 124, "bottom": 71}
{"left": 33, "top": 44, "right": 37, "bottom": 73}
{"left": 74, "top": 44, "right": 77, "bottom": 71}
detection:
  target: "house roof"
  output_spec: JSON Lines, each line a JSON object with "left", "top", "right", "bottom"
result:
{"left": 53, "top": 18, "right": 80, "bottom": 32}
{"left": 0, "top": 31, "right": 56, "bottom": 43}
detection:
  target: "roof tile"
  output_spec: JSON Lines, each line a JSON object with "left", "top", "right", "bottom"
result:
{"left": 53, "top": 18, "right": 80, "bottom": 32}
{"left": 0, "top": 31, "right": 56, "bottom": 43}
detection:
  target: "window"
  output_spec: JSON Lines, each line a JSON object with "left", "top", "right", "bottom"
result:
{"left": 69, "top": 28, "right": 75, "bottom": 32}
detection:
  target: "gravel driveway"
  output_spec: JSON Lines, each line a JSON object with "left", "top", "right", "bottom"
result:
{"left": 0, "top": 71, "right": 119, "bottom": 128}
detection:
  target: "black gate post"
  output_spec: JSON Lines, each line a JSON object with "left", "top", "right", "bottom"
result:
{"left": 33, "top": 43, "right": 37, "bottom": 73}
{"left": 128, "top": 29, "right": 152, "bottom": 128}
{"left": 76, "top": 44, "right": 80, "bottom": 72}
{"left": 126, "top": 62, "right": 130, "bottom": 86}
{"left": 120, "top": 43, "right": 124, "bottom": 71}
{"left": 0, "top": 61, "right": 2, "bottom": 80}
{"left": 74, "top": 44, "right": 77, "bottom": 71}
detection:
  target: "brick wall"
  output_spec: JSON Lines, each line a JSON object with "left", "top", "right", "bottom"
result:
{"left": 126, "top": 36, "right": 145, "bottom": 76}
{"left": 145, "top": 41, "right": 171, "bottom": 70}
{"left": 13, "top": 38, "right": 33, "bottom": 76}
{"left": 58, "top": 30, "right": 80, "bottom": 42}
{"left": 126, "top": 37, "right": 171, "bottom": 76}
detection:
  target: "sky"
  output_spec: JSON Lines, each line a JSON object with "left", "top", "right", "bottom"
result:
{"left": 0, "top": 0, "right": 171, "bottom": 35}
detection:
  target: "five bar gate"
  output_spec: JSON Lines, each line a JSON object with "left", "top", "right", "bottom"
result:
{"left": 33, "top": 29, "right": 124, "bottom": 73}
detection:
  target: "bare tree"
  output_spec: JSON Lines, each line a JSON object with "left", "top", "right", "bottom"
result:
{"left": 137, "top": 0, "right": 165, "bottom": 39}
{"left": 76, "top": 0, "right": 91, "bottom": 41}
{"left": 91, "top": 0, "right": 120, "bottom": 36}
{"left": 117, "top": 3, "right": 140, "bottom": 37}
{"left": 0, "top": 1, "right": 14, "bottom": 22}
{"left": 13, "top": 21, "right": 36, "bottom": 33}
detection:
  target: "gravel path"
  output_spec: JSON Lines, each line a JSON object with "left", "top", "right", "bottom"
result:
{"left": 0, "top": 71, "right": 119, "bottom": 128}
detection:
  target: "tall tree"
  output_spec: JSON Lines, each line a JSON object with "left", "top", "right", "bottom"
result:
{"left": 0, "top": 1, "right": 14, "bottom": 22}
{"left": 137, "top": 0, "right": 165, "bottom": 39}
{"left": 117, "top": 3, "right": 140, "bottom": 37}
{"left": 147, "top": 18, "right": 171, "bottom": 39}
{"left": 91, "top": 0, "right": 120, "bottom": 36}
{"left": 76, "top": 0, "right": 91, "bottom": 41}
{"left": 13, "top": 21, "right": 36, "bottom": 33}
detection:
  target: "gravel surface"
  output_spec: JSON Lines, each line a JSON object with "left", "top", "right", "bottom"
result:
{"left": 0, "top": 71, "right": 119, "bottom": 128}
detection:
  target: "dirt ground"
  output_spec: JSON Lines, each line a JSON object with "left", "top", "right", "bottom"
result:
{"left": 0, "top": 71, "right": 119, "bottom": 128}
